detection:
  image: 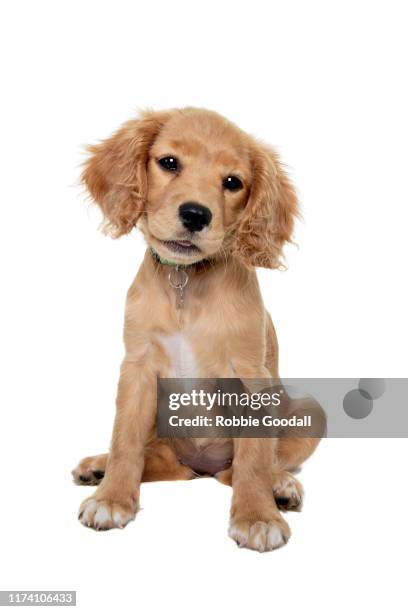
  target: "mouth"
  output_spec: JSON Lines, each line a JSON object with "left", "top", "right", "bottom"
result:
{"left": 162, "top": 240, "right": 200, "bottom": 255}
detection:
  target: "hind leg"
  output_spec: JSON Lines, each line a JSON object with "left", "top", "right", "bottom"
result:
{"left": 277, "top": 397, "right": 326, "bottom": 470}
{"left": 272, "top": 397, "right": 325, "bottom": 510}
{"left": 216, "top": 398, "right": 325, "bottom": 512}
{"left": 215, "top": 315, "right": 325, "bottom": 511}
{"left": 72, "top": 439, "right": 194, "bottom": 486}
{"left": 216, "top": 464, "right": 305, "bottom": 512}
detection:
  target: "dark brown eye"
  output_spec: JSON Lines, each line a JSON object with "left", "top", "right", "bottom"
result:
{"left": 223, "top": 175, "right": 243, "bottom": 191}
{"left": 158, "top": 156, "right": 179, "bottom": 172}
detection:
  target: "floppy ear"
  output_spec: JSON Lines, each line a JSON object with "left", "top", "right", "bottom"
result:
{"left": 81, "top": 110, "right": 171, "bottom": 237}
{"left": 234, "top": 142, "right": 299, "bottom": 269}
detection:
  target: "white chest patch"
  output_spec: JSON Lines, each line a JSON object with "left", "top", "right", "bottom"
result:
{"left": 157, "top": 332, "right": 199, "bottom": 378}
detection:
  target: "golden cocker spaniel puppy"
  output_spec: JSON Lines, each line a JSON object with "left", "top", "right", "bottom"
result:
{"left": 72, "top": 108, "right": 324, "bottom": 552}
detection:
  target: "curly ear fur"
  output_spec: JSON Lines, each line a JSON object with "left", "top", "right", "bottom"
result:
{"left": 81, "top": 110, "right": 171, "bottom": 237}
{"left": 234, "top": 142, "right": 299, "bottom": 269}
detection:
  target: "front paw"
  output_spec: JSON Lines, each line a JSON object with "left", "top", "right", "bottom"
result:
{"left": 229, "top": 514, "right": 291, "bottom": 552}
{"left": 78, "top": 494, "right": 137, "bottom": 531}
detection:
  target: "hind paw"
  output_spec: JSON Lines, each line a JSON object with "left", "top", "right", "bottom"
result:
{"left": 72, "top": 454, "right": 108, "bottom": 486}
{"left": 273, "top": 472, "right": 304, "bottom": 511}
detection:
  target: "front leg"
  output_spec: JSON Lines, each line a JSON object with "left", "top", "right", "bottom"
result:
{"left": 79, "top": 359, "right": 156, "bottom": 530}
{"left": 226, "top": 364, "right": 291, "bottom": 551}
{"left": 229, "top": 437, "right": 291, "bottom": 551}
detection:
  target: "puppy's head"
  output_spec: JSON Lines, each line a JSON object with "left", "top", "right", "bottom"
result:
{"left": 82, "top": 108, "right": 298, "bottom": 268}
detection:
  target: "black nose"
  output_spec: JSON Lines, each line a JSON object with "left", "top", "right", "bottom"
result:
{"left": 178, "top": 202, "right": 212, "bottom": 232}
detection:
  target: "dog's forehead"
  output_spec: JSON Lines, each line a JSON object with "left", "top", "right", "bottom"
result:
{"left": 153, "top": 111, "right": 250, "bottom": 164}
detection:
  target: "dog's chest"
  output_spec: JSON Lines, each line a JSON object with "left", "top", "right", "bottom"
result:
{"left": 157, "top": 332, "right": 199, "bottom": 378}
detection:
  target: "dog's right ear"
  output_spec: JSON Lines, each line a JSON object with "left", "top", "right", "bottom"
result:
{"left": 81, "top": 110, "right": 172, "bottom": 237}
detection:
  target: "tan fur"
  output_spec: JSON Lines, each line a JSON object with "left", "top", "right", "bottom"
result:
{"left": 74, "top": 108, "right": 325, "bottom": 550}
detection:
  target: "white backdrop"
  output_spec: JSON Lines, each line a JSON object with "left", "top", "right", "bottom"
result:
{"left": 0, "top": 1, "right": 407, "bottom": 610}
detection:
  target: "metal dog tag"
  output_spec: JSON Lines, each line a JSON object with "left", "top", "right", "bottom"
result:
{"left": 168, "top": 267, "right": 189, "bottom": 310}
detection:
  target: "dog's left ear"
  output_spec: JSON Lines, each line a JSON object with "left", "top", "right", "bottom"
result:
{"left": 234, "top": 142, "right": 299, "bottom": 269}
